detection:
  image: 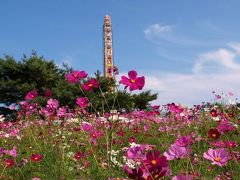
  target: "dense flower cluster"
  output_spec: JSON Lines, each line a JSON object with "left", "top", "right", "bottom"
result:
{"left": 0, "top": 70, "right": 239, "bottom": 179}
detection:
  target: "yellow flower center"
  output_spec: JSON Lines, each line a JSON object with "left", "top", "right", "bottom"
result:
{"left": 130, "top": 79, "right": 136, "bottom": 83}
{"left": 151, "top": 159, "right": 157, "bottom": 165}
{"left": 214, "top": 157, "right": 221, "bottom": 162}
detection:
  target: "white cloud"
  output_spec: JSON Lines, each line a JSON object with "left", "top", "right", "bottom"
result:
{"left": 228, "top": 42, "right": 240, "bottom": 54}
{"left": 144, "top": 24, "right": 172, "bottom": 36}
{"left": 144, "top": 23, "right": 204, "bottom": 46}
{"left": 193, "top": 48, "right": 240, "bottom": 73}
{"left": 142, "top": 44, "right": 240, "bottom": 106}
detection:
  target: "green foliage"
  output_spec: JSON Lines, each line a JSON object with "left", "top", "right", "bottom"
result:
{"left": 132, "top": 90, "right": 158, "bottom": 110}
{"left": 0, "top": 53, "right": 157, "bottom": 112}
{"left": 0, "top": 52, "right": 61, "bottom": 105}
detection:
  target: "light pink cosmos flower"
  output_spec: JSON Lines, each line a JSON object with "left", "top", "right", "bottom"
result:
{"left": 76, "top": 97, "right": 89, "bottom": 109}
{"left": 175, "top": 135, "right": 192, "bottom": 147}
{"left": 57, "top": 107, "right": 67, "bottom": 117}
{"left": 40, "top": 107, "right": 55, "bottom": 117}
{"left": 46, "top": 98, "right": 59, "bottom": 109}
{"left": 25, "top": 90, "right": 38, "bottom": 100}
{"left": 203, "top": 148, "right": 231, "bottom": 166}
{"left": 120, "top": 70, "right": 145, "bottom": 91}
{"left": 81, "top": 122, "right": 94, "bottom": 132}
{"left": 126, "top": 146, "right": 147, "bottom": 161}
{"left": 172, "top": 175, "right": 193, "bottom": 180}
{"left": 163, "top": 144, "right": 191, "bottom": 160}
{"left": 4, "top": 148, "right": 17, "bottom": 157}
{"left": 81, "top": 78, "right": 99, "bottom": 91}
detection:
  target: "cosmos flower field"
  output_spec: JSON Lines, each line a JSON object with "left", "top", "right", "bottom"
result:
{"left": 0, "top": 70, "right": 240, "bottom": 179}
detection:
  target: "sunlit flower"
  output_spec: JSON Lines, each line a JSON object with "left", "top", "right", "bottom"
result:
{"left": 81, "top": 78, "right": 99, "bottom": 91}
{"left": 203, "top": 148, "right": 231, "bottom": 166}
{"left": 120, "top": 70, "right": 145, "bottom": 91}
{"left": 65, "top": 70, "right": 88, "bottom": 83}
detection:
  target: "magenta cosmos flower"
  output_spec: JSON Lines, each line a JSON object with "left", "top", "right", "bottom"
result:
{"left": 203, "top": 148, "right": 231, "bottom": 166}
{"left": 30, "top": 154, "right": 43, "bottom": 162}
{"left": 65, "top": 70, "right": 88, "bottom": 83}
{"left": 120, "top": 70, "right": 145, "bottom": 91}
{"left": 81, "top": 78, "right": 99, "bottom": 91}
{"left": 143, "top": 150, "right": 168, "bottom": 169}
{"left": 76, "top": 97, "right": 89, "bottom": 109}
{"left": 25, "top": 90, "right": 38, "bottom": 100}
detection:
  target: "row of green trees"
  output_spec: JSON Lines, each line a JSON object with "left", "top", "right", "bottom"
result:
{"left": 0, "top": 52, "right": 157, "bottom": 114}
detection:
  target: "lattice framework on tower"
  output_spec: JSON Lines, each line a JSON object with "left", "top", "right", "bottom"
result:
{"left": 103, "top": 15, "right": 115, "bottom": 78}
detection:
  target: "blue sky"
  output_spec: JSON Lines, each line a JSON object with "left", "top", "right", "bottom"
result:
{"left": 1, "top": 0, "right": 240, "bottom": 105}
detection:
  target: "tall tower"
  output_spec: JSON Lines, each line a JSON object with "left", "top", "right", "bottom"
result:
{"left": 103, "top": 15, "right": 114, "bottom": 78}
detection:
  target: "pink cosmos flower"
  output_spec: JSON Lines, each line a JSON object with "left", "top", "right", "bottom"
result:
{"left": 40, "top": 107, "right": 55, "bottom": 117}
{"left": 76, "top": 97, "right": 89, "bottom": 109}
{"left": 209, "top": 141, "right": 238, "bottom": 148}
{"left": 32, "top": 177, "right": 41, "bottom": 180}
{"left": 4, "top": 148, "right": 17, "bottom": 157}
{"left": 25, "top": 90, "right": 38, "bottom": 100}
{"left": 217, "top": 120, "right": 236, "bottom": 133}
{"left": 172, "top": 175, "right": 193, "bottom": 180}
{"left": 175, "top": 135, "right": 192, "bottom": 147}
{"left": 126, "top": 146, "right": 146, "bottom": 161}
{"left": 81, "top": 122, "right": 94, "bottom": 132}
{"left": 57, "top": 107, "right": 67, "bottom": 117}
{"left": 209, "top": 141, "right": 226, "bottom": 148}
{"left": 65, "top": 70, "right": 88, "bottom": 83}
{"left": 81, "top": 78, "right": 99, "bottom": 91}
{"left": 120, "top": 70, "right": 145, "bottom": 91}
{"left": 225, "top": 141, "right": 238, "bottom": 148}
{"left": 10, "top": 128, "right": 20, "bottom": 137}
{"left": 203, "top": 148, "right": 231, "bottom": 166}
{"left": 46, "top": 98, "right": 59, "bottom": 109}
{"left": 163, "top": 144, "right": 191, "bottom": 160}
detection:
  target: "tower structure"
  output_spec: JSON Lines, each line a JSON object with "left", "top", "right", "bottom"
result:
{"left": 103, "top": 15, "right": 115, "bottom": 78}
